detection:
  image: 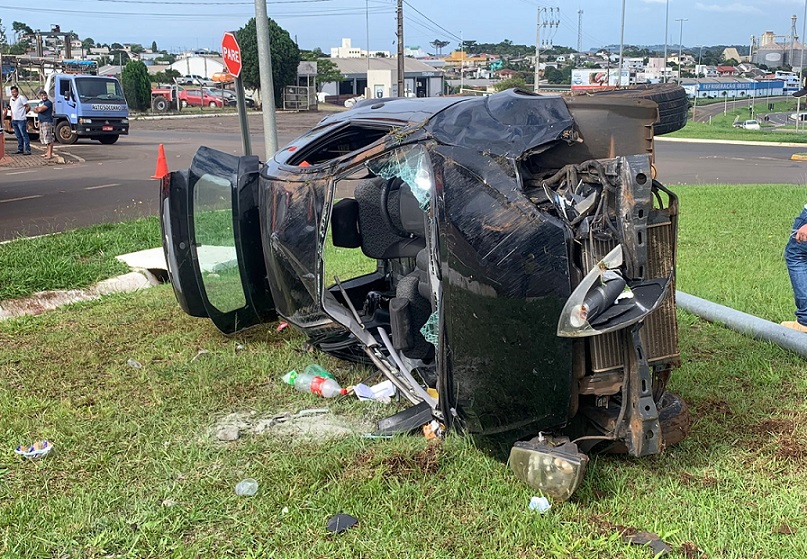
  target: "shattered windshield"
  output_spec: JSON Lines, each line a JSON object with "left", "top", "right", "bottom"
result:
{"left": 75, "top": 78, "right": 126, "bottom": 102}
{"left": 367, "top": 144, "right": 433, "bottom": 210}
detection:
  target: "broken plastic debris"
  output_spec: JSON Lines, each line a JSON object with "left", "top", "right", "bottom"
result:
{"left": 353, "top": 380, "right": 397, "bottom": 403}
{"left": 126, "top": 358, "right": 143, "bottom": 369}
{"left": 528, "top": 496, "right": 552, "bottom": 514}
{"left": 190, "top": 349, "right": 209, "bottom": 362}
{"left": 235, "top": 478, "right": 259, "bottom": 496}
{"left": 277, "top": 322, "right": 289, "bottom": 332}
{"left": 422, "top": 420, "right": 444, "bottom": 440}
{"left": 326, "top": 513, "right": 358, "bottom": 534}
{"left": 624, "top": 531, "right": 671, "bottom": 556}
{"left": 15, "top": 440, "right": 53, "bottom": 459}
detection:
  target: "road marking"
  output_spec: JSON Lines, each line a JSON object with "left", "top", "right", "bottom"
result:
{"left": 3, "top": 170, "right": 37, "bottom": 176}
{"left": 0, "top": 194, "right": 43, "bottom": 204}
{"left": 84, "top": 183, "right": 121, "bottom": 190}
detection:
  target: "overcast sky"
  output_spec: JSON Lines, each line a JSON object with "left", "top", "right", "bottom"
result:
{"left": 2, "top": 0, "right": 806, "bottom": 55}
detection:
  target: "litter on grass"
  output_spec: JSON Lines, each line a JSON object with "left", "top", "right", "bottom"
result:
{"left": 15, "top": 440, "right": 53, "bottom": 459}
{"left": 353, "top": 380, "right": 397, "bottom": 403}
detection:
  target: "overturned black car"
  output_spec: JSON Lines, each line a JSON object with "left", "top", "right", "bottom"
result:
{"left": 160, "top": 86, "right": 690, "bottom": 500}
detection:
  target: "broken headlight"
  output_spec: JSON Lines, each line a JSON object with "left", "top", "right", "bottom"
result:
{"left": 508, "top": 439, "right": 589, "bottom": 501}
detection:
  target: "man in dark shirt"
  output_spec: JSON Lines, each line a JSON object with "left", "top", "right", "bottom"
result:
{"left": 33, "top": 90, "right": 54, "bottom": 160}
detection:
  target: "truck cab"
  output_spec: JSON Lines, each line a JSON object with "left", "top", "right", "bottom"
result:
{"left": 47, "top": 73, "right": 130, "bottom": 145}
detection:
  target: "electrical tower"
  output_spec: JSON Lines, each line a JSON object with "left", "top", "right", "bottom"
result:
{"left": 577, "top": 10, "right": 583, "bottom": 53}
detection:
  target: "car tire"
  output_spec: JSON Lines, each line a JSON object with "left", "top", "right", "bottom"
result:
{"left": 209, "top": 101, "right": 217, "bottom": 108}
{"left": 55, "top": 121, "right": 78, "bottom": 145}
{"left": 152, "top": 95, "right": 169, "bottom": 113}
{"left": 98, "top": 135, "right": 119, "bottom": 145}
{"left": 181, "top": 100, "right": 188, "bottom": 109}
{"left": 582, "top": 83, "right": 690, "bottom": 135}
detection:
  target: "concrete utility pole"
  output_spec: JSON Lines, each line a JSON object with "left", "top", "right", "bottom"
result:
{"left": 254, "top": 0, "right": 278, "bottom": 158}
{"left": 534, "top": 7, "right": 559, "bottom": 92}
{"left": 676, "top": 18, "right": 687, "bottom": 82}
{"left": 618, "top": 0, "right": 626, "bottom": 86}
{"left": 397, "top": 0, "right": 404, "bottom": 96}
{"left": 577, "top": 10, "right": 583, "bottom": 54}
{"left": 663, "top": 0, "right": 669, "bottom": 82}
{"left": 798, "top": 0, "right": 807, "bottom": 132}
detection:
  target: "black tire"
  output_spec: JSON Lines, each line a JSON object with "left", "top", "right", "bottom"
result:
{"left": 55, "top": 121, "right": 78, "bottom": 145}
{"left": 152, "top": 95, "right": 169, "bottom": 112}
{"left": 98, "top": 135, "right": 119, "bottom": 145}
{"left": 657, "top": 391, "right": 690, "bottom": 448}
{"left": 585, "top": 83, "right": 690, "bottom": 136}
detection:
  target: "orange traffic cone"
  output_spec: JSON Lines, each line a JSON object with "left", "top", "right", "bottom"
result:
{"left": 151, "top": 144, "right": 169, "bottom": 180}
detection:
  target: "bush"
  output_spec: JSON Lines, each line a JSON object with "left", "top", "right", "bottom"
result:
{"left": 121, "top": 60, "right": 152, "bottom": 111}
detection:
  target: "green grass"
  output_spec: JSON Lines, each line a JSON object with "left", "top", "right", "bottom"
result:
{"left": 2, "top": 188, "right": 807, "bottom": 557}
{"left": 0, "top": 218, "right": 161, "bottom": 301}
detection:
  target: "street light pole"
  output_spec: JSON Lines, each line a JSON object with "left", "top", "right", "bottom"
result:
{"left": 676, "top": 18, "right": 687, "bottom": 82}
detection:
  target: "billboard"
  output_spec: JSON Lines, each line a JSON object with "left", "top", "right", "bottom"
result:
{"left": 570, "top": 69, "right": 629, "bottom": 90}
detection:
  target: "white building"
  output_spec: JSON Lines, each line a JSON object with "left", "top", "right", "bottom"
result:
{"left": 330, "top": 38, "right": 390, "bottom": 59}
{"left": 168, "top": 56, "right": 225, "bottom": 79}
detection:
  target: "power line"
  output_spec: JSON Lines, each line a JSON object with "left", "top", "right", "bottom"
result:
{"left": 402, "top": 0, "right": 461, "bottom": 42}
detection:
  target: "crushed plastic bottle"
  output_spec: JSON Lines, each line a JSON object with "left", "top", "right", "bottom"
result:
{"left": 126, "top": 358, "right": 143, "bottom": 369}
{"left": 281, "top": 372, "right": 347, "bottom": 398}
{"left": 235, "top": 478, "right": 259, "bottom": 496}
{"left": 528, "top": 496, "right": 552, "bottom": 514}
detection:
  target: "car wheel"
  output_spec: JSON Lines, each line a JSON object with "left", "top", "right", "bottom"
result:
{"left": 580, "top": 83, "right": 690, "bottom": 135}
{"left": 152, "top": 95, "right": 169, "bottom": 113}
{"left": 181, "top": 100, "right": 188, "bottom": 108}
{"left": 55, "top": 121, "right": 78, "bottom": 145}
{"left": 98, "top": 135, "right": 119, "bottom": 145}
{"left": 209, "top": 101, "right": 217, "bottom": 108}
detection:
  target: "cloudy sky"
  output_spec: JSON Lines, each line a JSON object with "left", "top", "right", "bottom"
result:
{"left": 2, "top": 0, "right": 804, "bottom": 55}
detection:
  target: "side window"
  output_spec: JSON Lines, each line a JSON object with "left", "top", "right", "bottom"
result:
{"left": 59, "top": 81, "right": 70, "bottom": 99}
{"left": 193, "top": 173, "right": 247, "bottom": 314}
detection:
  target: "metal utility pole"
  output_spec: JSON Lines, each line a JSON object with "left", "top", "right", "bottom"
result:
{"left": 791, "top": 14, "right": 799, "bottom": 68}
{"left": 534, "top": 7, "right": 559, "bottom": 92}
{"left": 798, "top": 0, "right": 807, "bottom": 132}
{"left": 366, "top": 0, "right": 371, "bottom": 98}
{"left": 676, "top": 18, "right": 687, "bottom": 82}
{"left": 663, "top": 0, "right": 669, "bottom": 82}
{"left": 577, "top": 10, "right": 583, "bottom": 54}
{"left": 397, "top": 0, "right": 404, "bottom": 96}
{"left": 255, "top": 0, "right": 278, "bottom": 158}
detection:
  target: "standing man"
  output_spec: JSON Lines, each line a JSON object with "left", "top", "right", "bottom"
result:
{"left": 8, "top": 86, "right": 31, "bottom": 155}
{"left": 783, "top": 206, "right": 807, "bottom": 333}
{"left": 33, "top": 90, "right": 54, "bottom": 160}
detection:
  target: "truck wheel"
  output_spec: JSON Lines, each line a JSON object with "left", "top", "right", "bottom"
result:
{"left": 98, "top": 135, "right": 119, "bottom": 145}
{"left": 152, "top": 95, "right": 169, "bottom": 112}
{"left": 582, "top": 83, "right": 690, "bottom": 136}
{"left": 180, "top": 100, "right": 188, "bottom": 108}
{"left": 55, "top": 121, "right": 78, "bottom": 145}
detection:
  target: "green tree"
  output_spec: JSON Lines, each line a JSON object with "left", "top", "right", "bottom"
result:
{"left": 429, "top": 39, "right": 450, "bottom": 56}
{"left": 151, "top": 41, "right": 158, "bottom": 52}
{"left": 12, "top": 21, "right": 33, "bottom": 42}
{"left": 494, "top": 76, "right": 527, "bottom": 92}
{"left": 109, "top": 50, "right": 131, "bottom": 66}
{"left": 130, "top": 43, "right": 145, "bottom": 54}
{"left": 82, "top": 38, "right": 95, "bottom": 51}
{"left": 151, "top": 69, "right": 181, "bottom": 84}
{"left": 300, "top": 50, "right": 343, "bottom": 91}
{"left": 0, "top": 19, "right": 8, "bottom": 52}
{"left": 121, "top": 60, "right": 152, "bottom": 111}
{"left": 544, "top": 66, "right": 564, "bottom": 84}
{"left": 236, "top": 17, "right": 300, "bottom": 107}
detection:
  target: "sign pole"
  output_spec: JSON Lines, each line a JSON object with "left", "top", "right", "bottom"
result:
{"left": 235, "top": 75, "right": 252, "bottom": 156}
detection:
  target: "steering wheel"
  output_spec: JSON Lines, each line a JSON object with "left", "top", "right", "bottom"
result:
{"left": 379, "top": 177, "right": 411, "bottom": 238}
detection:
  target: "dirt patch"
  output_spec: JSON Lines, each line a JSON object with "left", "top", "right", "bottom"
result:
{"left": 349, "top": 441, "right": 444, "bottom": 481}
{"left": 748, "top": 418, "right": 795, "bottom": 436}
{"left": 776, "top": 436, "right": 807, "bottom": 460}
{"left": 212, "top": 409, "right": 370, "bottom": 443}
{"left": 691, "top": 397, "right": 734, "bottom": 421}
{"left": 679, "top": 470, "right": 719, "bottom": 488}
{"left": 680, "top": 541, "right": 707, "bottom": 558}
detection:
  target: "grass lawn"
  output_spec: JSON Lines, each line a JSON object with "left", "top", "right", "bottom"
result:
{"left": 2, "top": 185, "right": 807, "bottom": 558}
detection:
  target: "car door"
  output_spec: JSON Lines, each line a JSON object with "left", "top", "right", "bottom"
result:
{"left": 160, "top": 146, "right": 276, "bottom": 333}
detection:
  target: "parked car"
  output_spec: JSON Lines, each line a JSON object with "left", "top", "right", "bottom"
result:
{"left": 178, "top": 75, "right": 215, "bottom": 87}
{"left": 160, "top": 86, "right": 691, "bottom": 500}
{"left": 788, "top": 112, "right": 807, "bottom": 122}
{"left": 733, "top": 119, "right": 761, "bottom": 130}
{"left": 178, "top": 89, "right": 224, "bottom": 108}
{"left": 202, "top": 87, "right": 255, "bottom": 108}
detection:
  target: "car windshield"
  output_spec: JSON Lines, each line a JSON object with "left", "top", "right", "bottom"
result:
{"left": 75, "top": 78, "right": 125, "bottom": 102}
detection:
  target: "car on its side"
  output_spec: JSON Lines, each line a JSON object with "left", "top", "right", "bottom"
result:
{"left": 733, "top": 119, "right": 761, "bottom": 130}
{"left": 160, "top": 85, "right": 691, "bottom": 500}
{"left": 202, "top": 87, "right": 255, "bottom": 108}
{"left": 178, "top": 75, "right": 216, "bottom": 87}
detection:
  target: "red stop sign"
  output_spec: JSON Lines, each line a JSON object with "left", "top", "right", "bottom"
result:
{"left": 221, "top": 32, "right": 242, "bottom": 78}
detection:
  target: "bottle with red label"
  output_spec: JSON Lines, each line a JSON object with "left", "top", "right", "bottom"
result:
{"left": 281, "top": 368, "right": 346, "bottom": 398}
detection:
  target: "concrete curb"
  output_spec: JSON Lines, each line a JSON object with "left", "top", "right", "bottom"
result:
{"left": 656, "top": 136, "right": 807, "bottom": 148}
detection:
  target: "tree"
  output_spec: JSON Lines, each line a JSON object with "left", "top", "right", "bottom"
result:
{"left": 429, "top": 39, "right": 450, "bottom": 56}
{"left": 82, "top": 38, "right": 95, "bottom": 51}
{"left": 111, "top": 42, "right": 124, "bottom": 50}
{"left": 12, "top": 21, "right": 33, "bottom": 43}
{"left": 236, "top": 17, "right": 300, "bottom": 107}
{"left": 151, "top": 41, "right": 158, "bottom": 52}
{"left": 109, "top": 50, "right": 131, "bottom": 65}
{"left": 494, "top": 76, "right": 527, "bottom": 92}
{"left": 151, "top": 69, "right": 181, "bottom": 84}
{"left": 544, "top": 66, "right": 564, "bottom": 84}
{"left": 121, "top": 60, "right": 152, "bottom": 111}
{"left": 0, "top": 19, "right": 8, "bottom": 52}
{"left": 300, "top": 50, "right": 343, "bottom": 91}
{"left": 130, "top": 43, "right": 145, "bottom": 54}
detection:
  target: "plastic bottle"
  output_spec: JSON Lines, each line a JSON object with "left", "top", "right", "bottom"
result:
{"left": 303, "top": 364, "right": 336, "bottom": 380}
{"left": 284, "top": 372, "right": 347, "bottom": 398}
{"left": 235, "top": 478, "right": 259, "bottom": 496}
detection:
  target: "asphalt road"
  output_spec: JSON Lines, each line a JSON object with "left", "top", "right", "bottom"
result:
{"left": 1, "top": 110, "right": 806, "bottom": 241}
